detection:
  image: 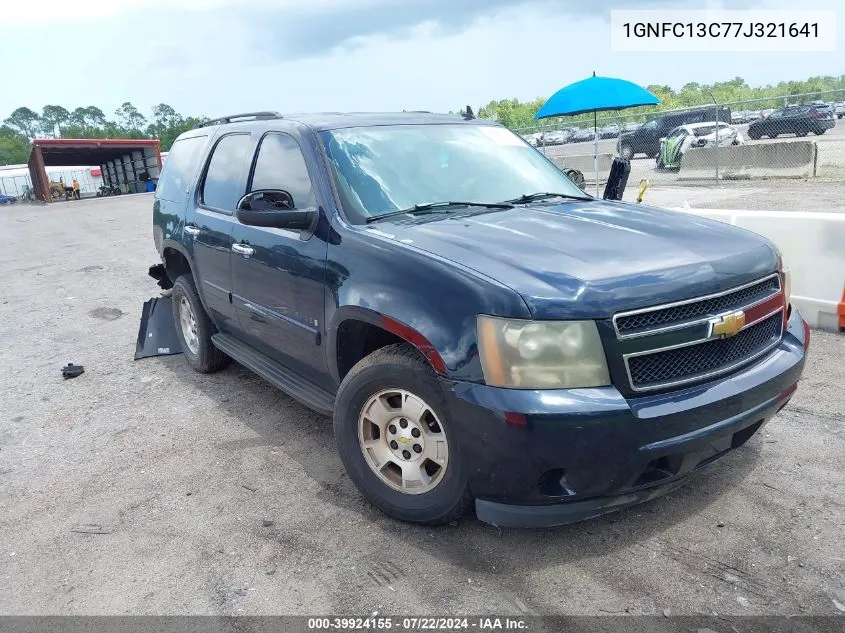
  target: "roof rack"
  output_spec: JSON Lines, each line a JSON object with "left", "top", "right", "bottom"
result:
{"left": 194, "top": 111, "right": 283, "bottom": 129}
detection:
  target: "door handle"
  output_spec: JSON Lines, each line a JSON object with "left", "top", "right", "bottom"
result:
{"left": 232, "top": 243, "right": 255, "bottom": 257}
{"left": 184, "top": 224, "right": 200, "bottom": 237}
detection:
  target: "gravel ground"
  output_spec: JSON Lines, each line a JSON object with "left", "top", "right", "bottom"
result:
{"left": 1, "top": 194, "right": 843, "bottom": 617}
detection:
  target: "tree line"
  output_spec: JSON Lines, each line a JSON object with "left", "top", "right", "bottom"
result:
{"left": 476, "top": 74, "right": 845, "bottom": 130}
{"left": 0, "top": 102, "right": 205, "bottom": 166}
{"left": 3, "top": 74, "right": 844, "bottom": 166}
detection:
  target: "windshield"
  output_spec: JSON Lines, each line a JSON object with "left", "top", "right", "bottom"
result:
{"left": 319, "top": 124, "right": 589, "bottom": 223}
{"left": 692, "top": 125, "right": 721, "bottom": 136}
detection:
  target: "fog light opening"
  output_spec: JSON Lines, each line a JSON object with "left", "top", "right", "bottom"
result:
{"left": 538, "top": 468, "right": 575, "bottom": 497}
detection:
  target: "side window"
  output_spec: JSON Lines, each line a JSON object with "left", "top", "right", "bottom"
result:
{"left": 201, "top": 133, "right": 252, "bottom": 212}
{"left": 156, "top": 135, "right": 206, "bottom": 202}
{"left": 249, "top": 133, "right": 316, "bottom": 210}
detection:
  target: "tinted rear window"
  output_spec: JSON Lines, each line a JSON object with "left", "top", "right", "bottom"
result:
{"left": 201, "top": 134, "right": 252, "bottom": 212}
{"left": 156, "top": 136, "right": 207, "bottom": 202}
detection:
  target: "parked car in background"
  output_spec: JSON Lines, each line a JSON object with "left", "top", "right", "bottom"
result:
{"left": 617, "top": 106, "right": 731, "bottom": 158}
{"left": 657, "top": 122, "right": 744, "bottom": 170}
{"left": 0, "top": 193, "right": 18, "bottom": 204}
{"left": 151, "top": 110, "right": 807, "bottom": 527}
{"left": 522, "top": 133, "right": 540, "bottom": 147}
{"left": 835, "top": 102, "right": 845, "bottom": 119}
{"left": 543, "top": 130, "right": 566, "bottom": 146}
{"left": 730, "top": 111, "right": 745, "bottom": 124}
{"left": 760, "top": 109, "right": 774, "bottom": 119}
{"left": 744, "top": 111, "right": 762, "bottom": 122}
{"left": 571, "top": 128, "right": 596, "bottom": 143}
{"left": 747, "top": 105, "right": 835, "bottom": 139}
{"left": 809, "top": 101, "right": 835, "bottom": 118}
{"left": 598, "top": 124, "right": 620, "bottom": 139}
{"left": 621, "top": 121, "right": 641, "bottom": 133}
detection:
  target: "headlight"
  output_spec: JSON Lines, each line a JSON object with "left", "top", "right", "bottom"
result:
{"left": 477, "top": 316, "right": 610, "bottom": 389}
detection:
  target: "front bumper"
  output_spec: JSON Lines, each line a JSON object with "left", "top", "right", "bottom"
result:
{"left": 443, "top": 308, "right": 808, "bottom": 528}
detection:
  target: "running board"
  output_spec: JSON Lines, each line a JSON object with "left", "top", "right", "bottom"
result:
{"left": 211, "top": 333, "right": 335, "bottom": 416}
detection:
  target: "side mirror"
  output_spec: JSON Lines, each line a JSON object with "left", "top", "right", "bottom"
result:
{"left": 236, "top": 190, "right": 317, "bottom": 231}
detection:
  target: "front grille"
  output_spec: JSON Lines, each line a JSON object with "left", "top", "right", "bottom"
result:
{"left": 615, "top": 275, "right": 780, "bottom": 335}
{"left": 627, "top": 313, "right": 782, "bottom": 390}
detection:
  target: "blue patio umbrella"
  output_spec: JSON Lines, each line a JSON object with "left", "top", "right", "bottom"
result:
{"left": 535, "top": 72, "right": 659, "bottom": 194}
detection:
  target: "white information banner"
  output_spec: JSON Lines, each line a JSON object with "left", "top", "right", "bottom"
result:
{"left": 610, "top": 10, "right": 837, "bottom": 52}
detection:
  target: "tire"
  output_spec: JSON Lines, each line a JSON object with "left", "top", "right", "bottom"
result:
{"left": 171, "top": 274, "right": 229, "bottom": 373}
{"left": 564, "top": 168, "right": 585, "bottom": 190}
{"left": 333, "top": 343, "right": 472, "bottom": 525}
{"left": 619, "top": 145, "right": 633, "bottom": 159}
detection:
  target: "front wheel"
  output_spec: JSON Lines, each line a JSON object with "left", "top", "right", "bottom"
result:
{"left": 334, "top": 344, "right": 472, "bottom": 525}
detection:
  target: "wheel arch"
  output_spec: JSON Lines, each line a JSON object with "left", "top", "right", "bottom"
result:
{"left": 329, "top": 307, "right": 448, "bottom": 385}
{"left": 160, "top": 241, "right": 212, "bottom": 314}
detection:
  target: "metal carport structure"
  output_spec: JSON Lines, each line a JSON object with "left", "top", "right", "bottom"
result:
{"left": 28, "top": 138, "right": 162, "bottom": 202}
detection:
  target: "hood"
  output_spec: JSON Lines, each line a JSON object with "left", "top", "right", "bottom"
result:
{"left": 363, "top": 201, "right": 778, "bottom": 319}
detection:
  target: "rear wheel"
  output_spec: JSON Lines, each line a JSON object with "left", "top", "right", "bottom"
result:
{"left": 171, "top": 274, "right": 229, "bottom": 373}
{"left": 334, "top": 344, "right": 472, "bottom": 525}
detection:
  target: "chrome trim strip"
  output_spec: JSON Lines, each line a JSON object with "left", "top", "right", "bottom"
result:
{"left": 624, "top": 308, "right": 784, "bottom": 393}
{"left": 613, "top": 273, "right": 781, "bottom": 339}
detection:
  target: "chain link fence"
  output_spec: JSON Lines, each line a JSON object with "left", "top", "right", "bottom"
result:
{"left": 513, "top": 89, "right": 845, "bottom": 186}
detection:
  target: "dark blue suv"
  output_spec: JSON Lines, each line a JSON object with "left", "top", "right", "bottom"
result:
{"left": 151, "top": 111, "right": 808, "bottom": 527}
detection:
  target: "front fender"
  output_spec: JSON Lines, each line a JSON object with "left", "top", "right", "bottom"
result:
{"left": 325, "top": 230, "right": 530, "bottom": 384}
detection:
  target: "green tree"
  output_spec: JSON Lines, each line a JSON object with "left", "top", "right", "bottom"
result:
{"left": 0, "top": 126, "right": 30, "bottom": 165}
{"left": 115, "top": 102, "right": 147, "bottom": 133}
{"left": 4, "top": 107, "right": 40, "bottom": 139}
{"left": 40, "top": 105, "right": 71, "bottom": 137}
{"left": 83, "top": 106, "right": 107, "bottom": 130}
{"left": 70, "top": 107, "right": 88, "bottom": 127}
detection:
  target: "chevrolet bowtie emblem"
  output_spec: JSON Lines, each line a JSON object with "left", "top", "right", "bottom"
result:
{"left": 709, "top": 310, "right": 746, "bottom": 339}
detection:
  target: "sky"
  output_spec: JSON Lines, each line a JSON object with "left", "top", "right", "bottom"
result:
{"left": 0, "top": 0, "right": 841, "bottom": 121}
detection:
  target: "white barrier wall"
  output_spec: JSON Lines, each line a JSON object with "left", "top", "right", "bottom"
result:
{"left": 549, "top": 154, "right": 614, "bottom": 183}
{"left": 674, "top": 208, "right": 844, "bottom": 332}
{"left": 679, "top": 141, "right": 818, "bottom": 180}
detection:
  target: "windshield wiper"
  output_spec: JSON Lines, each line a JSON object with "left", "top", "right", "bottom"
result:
{"left": 365, "top": 201, "right": 514, "bottom": 224}
{"left": 503, "top": 192, "right": 592, "bottom": 204}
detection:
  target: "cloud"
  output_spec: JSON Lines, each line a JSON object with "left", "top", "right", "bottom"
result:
{"left": 239, "top": 0, "right": 548, "bottom": 61}
{"left": 203, "top": 0, "right": 747, "bottom": 63}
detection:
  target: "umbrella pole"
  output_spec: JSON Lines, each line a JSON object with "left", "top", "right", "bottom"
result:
{"left": 594, "top": 111, "right": 599, "bottom": 197}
